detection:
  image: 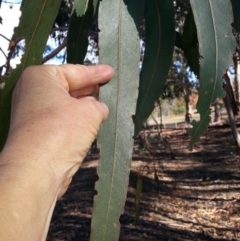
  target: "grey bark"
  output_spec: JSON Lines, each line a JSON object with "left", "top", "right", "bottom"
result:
{"left": 223, "top": 74, "right": 240, "bottom": 152}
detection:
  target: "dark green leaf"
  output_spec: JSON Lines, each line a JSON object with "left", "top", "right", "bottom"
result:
{"left": 175, "top": 31, "right": 183, "bottom": 50}
{"left": 67, "top": 0, "right": 99, "bottom": 64}
{"left": 90, "top": 0, "right": 144, "bottom": 240}
{"left": 182, "top": 8, "right": 199, "bottom": 77}
{"left": 0, "top": 0, "right": 61, "bottom": 151}
{"left": 134, "top": 0, "right": 175, "bottom": 135}
{"left": 188, "top": 0, "right": 236, "bottom": 149}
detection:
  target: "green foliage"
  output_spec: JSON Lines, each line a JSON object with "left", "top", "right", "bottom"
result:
{"left": 90, "top": 1, "right": 143, "bottom": 240}
{"left": 182, "top": 8, "right": 199, "bottom": 77}
{"left": 133, "top": 0, "right": 175, "bottom": 135}
{"left": 0, "top": 0, "right": 238, "bottom": 240}
{"left": 0, "top": 0, "right": 62, "bottom": 151}
{"left": 173, "top": 100, "right": 186, "bottom": 115}
{"left": 67, "top": 0, "right": 98, "bottom": 64}
{"left": 188, "top": 0, "right": 236, "bottom": 150}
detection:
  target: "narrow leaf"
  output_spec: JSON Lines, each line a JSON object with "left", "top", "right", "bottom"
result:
{"left": 182, "top": 8, "right": 200, "bottom": 77}
{"left": 134, "top": 0, "right": 175, "bottom": 135}
{"left": 67, "top": 0, "right": 99, "bottom": 64}
{"left": 188, "top": 0, "right": 236, "bottom": 149}
{"left": 0, "top": 0, "right": 61, "bottom": 151}
{"left": 90, "top": 0, "right": 144, "bottom": 240}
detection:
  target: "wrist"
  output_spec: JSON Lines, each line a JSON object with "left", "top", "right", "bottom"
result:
{"left": 0, "top": 149, "right": 60, "bottom": 241}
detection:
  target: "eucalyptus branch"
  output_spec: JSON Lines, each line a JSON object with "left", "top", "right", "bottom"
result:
{"left": 51, "top": 27, "right": 68, "bottom": 32}
{"left": 0, "top": 47, "right": 7, "bottom": 59}
{"left": 0, "top": 33, "right": 11, "bottom": 42}
{"left": 42, "top": 38, "right": 67, "bottom": 64}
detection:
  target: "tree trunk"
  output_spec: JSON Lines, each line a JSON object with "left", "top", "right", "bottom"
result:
{"left": 183, "top": 86, "right": 191, "bottom": 124}
{"left": 234, "top": 52, "right": 240, "bottom": 104}
{"left": 223, "top": 74, "right": 240, "bottom": 153}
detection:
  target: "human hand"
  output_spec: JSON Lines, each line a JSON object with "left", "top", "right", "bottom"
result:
{"left": 2, "top": 64, "right": 114, "bottom": 197}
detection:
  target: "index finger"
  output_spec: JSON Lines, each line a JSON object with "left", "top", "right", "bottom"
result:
{"left": 59, "top": 64, "right": 114, "bottom": 92}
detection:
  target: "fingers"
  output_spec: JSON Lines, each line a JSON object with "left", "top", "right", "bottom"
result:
{"left": 18, "top": 64, "right": 114, "bottom": 93}
{"left": 70, "top": 85, "right": 99, "bottom": 99}
{"left": 59, "top": 64, "right": 114, "bottom": 92}
{"left": 99, "top": 102, "right": 109, "bottom": 121}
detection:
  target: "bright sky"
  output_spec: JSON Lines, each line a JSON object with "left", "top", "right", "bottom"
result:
{"left": 0, "top": 1, "right": 21, "bottom": 67}
{"left": 0, "top": 0, "right": 70, "bottom": 69}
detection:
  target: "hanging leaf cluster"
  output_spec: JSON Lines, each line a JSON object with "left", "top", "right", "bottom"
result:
{"left": 0, "top": 0, "right": 237, "bottom": 240}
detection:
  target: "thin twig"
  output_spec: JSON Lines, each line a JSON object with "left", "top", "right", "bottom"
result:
{"left": 0, "top": 33, "right": 11, "bottom": 42}
{"left": 0, "top": 47, "right": 7, "bottom": 59}
{"left": 51, "top": 27, "right": 68, "bottom": 32}
{"left": 156, "top": 100, "right": 175, "bottom": 159}
{"left": 42, "top": 38, "right": 67, "bottom": 64}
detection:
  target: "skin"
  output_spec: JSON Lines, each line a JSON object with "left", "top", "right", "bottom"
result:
{"left": 0, "top": 64, "right": 114, "bottom": 241}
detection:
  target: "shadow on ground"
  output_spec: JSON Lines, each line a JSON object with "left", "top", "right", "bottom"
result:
{"left": 47, "top": 125, "right": 240, "bottom": 241}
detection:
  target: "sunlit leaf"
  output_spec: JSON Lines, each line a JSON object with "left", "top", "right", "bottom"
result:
{"left": 188, "top": 0, "right": 236, "bottom": 149}
{"left": 90, "top": 0, "right": 144, "bottom": 240}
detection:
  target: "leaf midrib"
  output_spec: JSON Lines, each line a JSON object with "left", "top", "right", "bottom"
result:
{"left": 102, "top": 0, "right": 122, "bottom": 239}
{"left": 191, "top": 0, "right": 219, "bottom": 138}
{"left": 22, "top": 0, "right": 47, "bottom": 70}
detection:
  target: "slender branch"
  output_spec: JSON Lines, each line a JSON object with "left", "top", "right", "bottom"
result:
{"left": 223, "top": 73, "right": 240, "bottom": 153}
{"left": 51, "top": 27, "right": 68, "bottom": 32}
{"left": 42, "top": 38, "right": 67, "bottom": 64}
{"left": 0, "top": 33, "right": 11, "bottom": 42}
{"left": 154, "top": 100, "right": 175, "bottom": 160}
{"left": 0, "top": 47, "right": 7, "bottom": 59}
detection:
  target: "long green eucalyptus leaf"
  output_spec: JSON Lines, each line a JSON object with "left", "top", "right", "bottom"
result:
{"left": 90, "top": 0, "right": 144, "bottom": 240}
{"left": 0, "top": 0, "right": 61, "bottom": 151}
{"left": 188, "top": 0, "right": 235, "bottom": 149}
{"left": 182, "top": 8, "right": 199, "bottom": 77}
{"left": 67, "top": 0, "right": 99, "bottom": 64}
{"left": 134, "top": 0, "right": 175, "bottom": 135}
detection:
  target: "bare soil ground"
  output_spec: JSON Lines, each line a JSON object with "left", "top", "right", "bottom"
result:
{"left": 47, "top": 124, "right": 240, "bottom": 241}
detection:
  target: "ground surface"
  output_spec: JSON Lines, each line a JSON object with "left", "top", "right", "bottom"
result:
{"left": 47, "top": 124, "right": 240, "bottom": 241}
